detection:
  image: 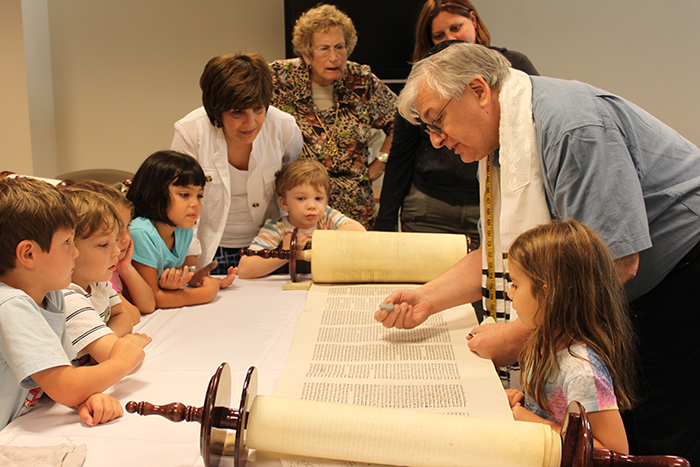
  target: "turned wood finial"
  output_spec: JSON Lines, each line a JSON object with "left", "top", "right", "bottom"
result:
{"left": 240, "top": 248, "right": 292, "bottom": 260}
{"left": 591, "top": 450, "right": 690, "bottom": 467}
{"left": 125, "top": 401, "right": 204, "bottom": 423}
{"left": 240, "top": 227, "right": 300, "bottom": 281}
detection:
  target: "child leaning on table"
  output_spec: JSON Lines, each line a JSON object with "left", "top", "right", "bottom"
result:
{"left": 73, "top": 180, "right": 156, "bottom": 318}
{"left": 59, "top": 185, "right": 151, "bottom": 365}
{"left": 0, "top": 177, "right": 142, "bottom": 429}
{"left": 126, "top": 150, "right": 236, "bottom": 309}
{"left": 502, "top": 220, "right": 636, "bottom": 454}
{"left": 238, "top": 159, "right": 365, "bottom": 279}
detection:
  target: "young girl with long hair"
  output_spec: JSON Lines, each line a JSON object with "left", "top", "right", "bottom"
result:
{"left": 126, "top": 150, "right": 236, "bottom": 309}
{"left": 504, "top": 220, "right": 636, "bottom": 454}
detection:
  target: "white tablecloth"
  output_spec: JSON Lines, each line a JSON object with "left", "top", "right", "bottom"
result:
{"left": 0, "top": 276, "right": 308, "bottom": 467}
{"left": 0, "top": 276, "right": 510, "bottom": 467}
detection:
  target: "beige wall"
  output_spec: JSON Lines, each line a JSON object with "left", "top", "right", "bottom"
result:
{"left": 0, "top": 0, "right": 34, "bottom": 175}
{"left": 47, "top": 0, "right": 286, "bottom": 177}
{"left": 3, "top": 1, "right": 700, "bottom": 178}
{"left": 23, "top": 0, "right": 58, "bottom": 178}
{"left": 477, "top": 0, "right": 700, "bottom": 146}
{"left": 1, "top": 0, "right": 286, "bottom": 177}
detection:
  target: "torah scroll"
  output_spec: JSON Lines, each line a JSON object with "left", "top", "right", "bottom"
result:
{"left": 309, "top": 230, "right": 468, "bottom": 284}
{"left": 246, "top": 395, "right": 561, "bottom": 467}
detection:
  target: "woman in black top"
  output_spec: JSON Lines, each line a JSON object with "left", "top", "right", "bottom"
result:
{"left": 376, "top": 0, "right": 538, "bottom": 241}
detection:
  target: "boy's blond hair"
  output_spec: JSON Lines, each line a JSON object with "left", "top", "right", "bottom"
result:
{"left": 0, "top": 177, "right": 77, "bottom": 275}
{"left": 60, "top": 186, "right": 123, "bottom": 242}
{"left": 275, "top": 159, "right": 331, "bottom": 199}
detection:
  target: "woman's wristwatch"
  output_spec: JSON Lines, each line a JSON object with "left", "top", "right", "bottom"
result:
{"left": 376, "top": 152, "right": 389, "bottom": 164}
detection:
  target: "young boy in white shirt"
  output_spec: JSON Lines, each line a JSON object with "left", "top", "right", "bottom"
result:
{"left": 238, "top": 159, "right": 365, "bottom": 278}
{"left": 0, "top": 177, "right": 142, "bottom": 429}
{"left": 60, "top": 186, "right": 151, "bottom": 364}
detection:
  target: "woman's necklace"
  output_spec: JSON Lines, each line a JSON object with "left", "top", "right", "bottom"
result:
{"left": 314, "top": 101, "right": 340, "bottom": 158}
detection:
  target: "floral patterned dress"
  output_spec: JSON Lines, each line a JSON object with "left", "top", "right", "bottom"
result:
{"left": 269, "top": 58, "right": 397, "bottom": 229}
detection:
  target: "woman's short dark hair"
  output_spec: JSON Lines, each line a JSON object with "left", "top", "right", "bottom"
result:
{"left": 126, "top": 150, "right": 206, "bottom": 226}
{"left": 200, "top": 53, "right": 273, "bottom": 128}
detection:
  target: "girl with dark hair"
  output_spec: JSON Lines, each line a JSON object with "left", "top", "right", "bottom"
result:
{"left": 126, "top": 150, "right": 236, "bottom": 309}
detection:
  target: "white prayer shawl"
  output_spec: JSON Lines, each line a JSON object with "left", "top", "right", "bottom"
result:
{"left": 479, "top": 68, "right": 552, "bottom": 321}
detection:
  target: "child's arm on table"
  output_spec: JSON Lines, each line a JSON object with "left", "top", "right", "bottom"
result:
{"left": 78, "top": 393, "right": 123, "bottom": 426}
{"left": 133, "top": 260, "right": 220, "bottom": 309}
{"left": 506, "top": 389, "right": 628, "bottom": 454}
{"left": 213, "top": 266, "right": 237, "bottom": 288}
{"left": 117, "top": 294, "right": 141, "bottom": 325}
{"left": 238, "top": 232, "right": 309, "bottom": 279}
{"left": 106, "top": 302, "right": 135, "bottom": 337}
{"left": 32, "top": 337, "right": 146, "bottom": 408}
{"left": 83, "top": 330, "right": 151, "bottom": 364}
{"left": 117, "top": 239, "right": 156, "bottom": 316}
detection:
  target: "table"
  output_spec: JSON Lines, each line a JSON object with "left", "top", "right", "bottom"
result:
{"left": 0, "top": 276, "right": 506, "bottom": 467}
{"left": 0, "top": 276, "right": 308, "bottom": 467}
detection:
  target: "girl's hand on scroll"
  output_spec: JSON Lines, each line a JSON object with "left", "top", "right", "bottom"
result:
{"left": 374, "top": 289, "right": 435, "bottom": 329}
{"left": 296, "top": 233, "right": 309, "bottom": 250}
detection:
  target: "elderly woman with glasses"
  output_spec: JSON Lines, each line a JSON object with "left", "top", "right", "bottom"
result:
{"left": 269, "top": 4, "right": 397, "bottom": 230}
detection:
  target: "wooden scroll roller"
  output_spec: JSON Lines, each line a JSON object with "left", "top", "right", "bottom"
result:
{"left": 126, "top": 363, "right": 689, "bottom": 467}
{"left": 241, "top": 229, "right": 468, "bottom": 283}
{"left": 240, "top": 228, "right": 306, "bottom": 282}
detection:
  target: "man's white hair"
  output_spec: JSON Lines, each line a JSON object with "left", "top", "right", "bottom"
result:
{"left": 398, "top": 43, "right": 511, "bottom": 125}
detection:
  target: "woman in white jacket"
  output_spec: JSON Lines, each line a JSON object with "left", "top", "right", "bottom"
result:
{"left": 171, "top": 53, "right": 303, "bottom": 275}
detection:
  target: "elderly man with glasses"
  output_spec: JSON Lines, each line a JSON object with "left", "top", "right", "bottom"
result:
{"left": 375, "top": 42, "right": 700, "bottom": 465}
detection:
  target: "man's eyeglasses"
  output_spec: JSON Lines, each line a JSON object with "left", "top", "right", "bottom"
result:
{"left": 314, "top": 45, "right": 347, "bottom": 58}
{"left": 424, "top": 96, "right": 453, "bottom": 135}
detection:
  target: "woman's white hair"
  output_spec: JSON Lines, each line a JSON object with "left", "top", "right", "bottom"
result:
{"left": 398, "top": 43, "right": 511, "bottom": 125}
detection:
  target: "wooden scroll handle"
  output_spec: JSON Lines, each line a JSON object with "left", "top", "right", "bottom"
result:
{"left": 239, "top": 249, "right": 293, "bottom": 260}
{"left": 126, "top": 401, "right": 203, "bottom": 423}
{"left": 592, "top": 451, "right": 690, "bottom": 467}
{"left": 240, "top": 227, "right": 300, "bottom": 282}
{"left": 125, "top": 401, "right": 240, "bottom": 430}
{"left": 561, "top": 401, "right": 690, "bottom": 467}
{"left": 127, "top": 363, "right": 256, "bottom": 467}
